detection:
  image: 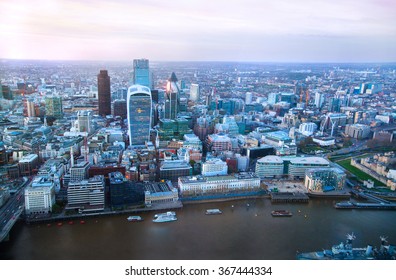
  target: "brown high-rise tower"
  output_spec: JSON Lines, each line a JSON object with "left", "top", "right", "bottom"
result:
{"left": 97, "top": 70, "right": 111, "bottom": 116}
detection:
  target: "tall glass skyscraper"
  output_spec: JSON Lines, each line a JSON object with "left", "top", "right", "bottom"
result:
{"left": 133, "top": 59, "right": 151, "bottom": 89}
{"left": 127, "top": 85, "right": 152, "bottom": 146}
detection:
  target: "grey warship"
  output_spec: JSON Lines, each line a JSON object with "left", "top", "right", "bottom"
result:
{"left": 297, "top": 233, "right": 396, "bottom": 260}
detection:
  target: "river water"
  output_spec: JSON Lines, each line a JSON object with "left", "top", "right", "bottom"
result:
{"left": 1, "top": 198, "right": 396, "bottom": 260}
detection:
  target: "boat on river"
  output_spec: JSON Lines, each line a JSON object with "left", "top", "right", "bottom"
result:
{"left": 153, "top": 212, "right": 177, "bottom": 223}
{"left": 127, "top": 216, "right": 143, "bottom": 222}
{"left": 297, "top": 233, "right": 396, "bottom": 260}
{"left": 271, "top": 210, "right": 292, "bottom": 217}
{"left": 205, "top": 209, "right": 222, "bottom": 215}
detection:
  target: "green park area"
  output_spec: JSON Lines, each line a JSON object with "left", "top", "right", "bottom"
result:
{"left": 337, "top": 158, "right": 385, "bottom": 187}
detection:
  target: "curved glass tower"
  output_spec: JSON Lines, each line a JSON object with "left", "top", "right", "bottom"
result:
{"left": 127, "top": 85, "right": 152, "bottom": 147}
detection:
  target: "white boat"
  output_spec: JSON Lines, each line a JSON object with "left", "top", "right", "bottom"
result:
{"left": 127, "top": 216, "right": 143, "bottom": 222}
{"left": 154, "top": 211, "right": 176, "bottom": 218}
{"left": 153, "top": 212, "right": 177, "bottom": 223}
{"left": 205, "top": 209, "right": 222, "bottom": 215}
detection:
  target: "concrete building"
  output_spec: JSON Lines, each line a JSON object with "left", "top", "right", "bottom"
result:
{"left": 255, "top": 155, "right": 284, "bottom": 178}
{"left": 312, "top": 136, "right": 336, "bottom": 146}
{"left": 77, "top": 110, "right": 92, "bottom": 134}
{"left": 66, "top": 175, "right": 105, "bottom": 212}
{"left": 19, "top": 154, "right": 39, "bottom": 176}
{"left": 304, "top": 168, "right": 346, "bottom": 192}
{"left": 299, "top": 122, "right": 317, "bottom": 136}
{"left": 255, "top": 155, "right": 330, "bottom": 179}
{"left": 206, "top": 134, "right": 232, "bottom": 153}
{"left": 144, "top": 181, "right": 179, "bottom": 207}
{"left": 24, "top": 177, "right": 55, "bottom": 215}
{"left": 70, "top": 161, "right": 90, "bottom": 182}
{"left": 345, "top": 124, "right": 371, "bottom": 139}
{"left": 178, "top": 172, "right": 260, "bottom": 197}
{"left": 202, "top": 158, "right": 228, "bottom": 176}
{"left": 159, "top": 160, "right": 192, "bottom": 182}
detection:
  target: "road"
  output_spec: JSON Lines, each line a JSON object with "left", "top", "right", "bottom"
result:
{"left": 0, "top": 182, "right": 27, "bottom": 242}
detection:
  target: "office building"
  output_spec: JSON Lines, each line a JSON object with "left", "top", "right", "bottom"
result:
{"left": 202, "top": 158, "right": 228, "bottom": 176}
{"left": 206, "top": 134, "right": 232, "bottom": 153}
{"left": 189, "top": 84, "right": 200, "bottom": 102}
{"left": 97, "top": 70, "right": 111, "bottom": 116}
{"left": 299, "top": 122, "right": 318, "bottom": 136}
{"left": 245, "top": 92, "right": 253, "bottom": 104}
{"left": 77, "top": 110, "right": 92, "bottom": 134}
{"left": 178, "top": 172, "right": 260, "bottom": 197}
{"left": 255, "top": 156, "right": 330, "bottom": 179}
{"left": 133, "top": 59, "right": 151, "bottom": 88}
{"left": 24, "top": 176, "right": 55, "bottom": 215}
{"left": 112, "top": 99, "right": 127, "bottom": 119}
{"left": 45, "top": 96, "right": 63, "bottom": 118}
{"left": 109, "top": 172, "right": 145, "bottom": 208}
{"left": 314, "top": 92, "right": 324, "bottom": 109}
{"left": 127, "top": 85, "right": 152, "bottom": 146}
{"left": 70, "top": 161, "right": 90, "bottom": 182}
{"left": 164, "top": 72, "right": 180, "bottom": 120}
{"left": 345, "top": 124, "right": 371, "bottom": 139}
{"left": 268, "top": 93, "right": 280, "bottom": 105}
{"left": 19, "top": 154, "right": 39, "bottom": 176}
{"left": 66, "top": 175, "right": 105, "bottom": 212}
{"left": 160, "top": 160, "right": 192, "bottom": 182}
{"left": 144, "top": 181, "right": 179, "bottom": 207}
{"left": 305, "top": 168, "right": 346, "bottom": 192}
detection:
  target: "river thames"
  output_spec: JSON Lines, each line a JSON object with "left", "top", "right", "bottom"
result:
{"left": 1, "top": 198, "right": 395, "bottom": 260}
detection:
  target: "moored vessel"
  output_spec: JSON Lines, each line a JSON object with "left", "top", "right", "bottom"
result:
{"left": 152, "top": 212, "right": 177, "bottom": 223}
{"left": 297, "top": 233, "right": 396, "bottom": 260}
{"left": 127, "top": 216, "right": 143, "bottom": 222}
{"left": 271, "top": 210, "right": 292, "bottom": 217}
{"left": 205, "top": 209, "right": 222, "bottom": 215}
{"left": 154, "top": 211, "right": 176, "bottom": 218}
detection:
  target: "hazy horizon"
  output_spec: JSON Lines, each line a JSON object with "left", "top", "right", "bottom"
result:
{"left": 1, "top": 0, "right": 395, "bottom": 62}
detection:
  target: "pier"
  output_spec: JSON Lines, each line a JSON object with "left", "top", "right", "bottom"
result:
{"left": 270, "top": 192, "right": 309, "bottom": 203}
{"left": 335, "top": 190, "right": 396, "bottom": 210}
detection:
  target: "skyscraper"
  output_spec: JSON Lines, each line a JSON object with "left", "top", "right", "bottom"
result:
{"left": 245, "top": 92, "right": 253, "bottom": 104}
{"left": 164, "top": 72, "right": 180, "bottom": 120}
{"left": 133, "top": 59, "right": 151, "bottom": 88}
{"left": 127, "top": 85, "right": 152, "bottom": 146}
{"left": 97, "top": 70, "right": 111, "bottom": 116}
{"left": 189, "top": 84, "right": 200, "bottom": 102}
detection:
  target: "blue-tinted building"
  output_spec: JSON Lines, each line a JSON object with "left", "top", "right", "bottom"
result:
{"left": 127, "top": 85, "right": 152, "bottom": 146}
{"left": 133, "top": 59, "right": 151, "bottom": 89}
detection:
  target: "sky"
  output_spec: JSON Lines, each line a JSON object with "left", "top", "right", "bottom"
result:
{"left": 0, "top": 0, "right": 395, "bottom": 62}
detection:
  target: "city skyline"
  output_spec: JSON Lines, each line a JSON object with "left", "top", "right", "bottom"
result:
{"left": 0, "top": 0, "right": 395, "bottom": 63}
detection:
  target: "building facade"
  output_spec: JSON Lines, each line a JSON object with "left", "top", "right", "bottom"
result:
{"left": 202, "top": 158, "right": 228, "bottom": 176}
{"left": 133, "top": 59, "right": 151, "bottom": 88}
{"left": 24, "top": 177, "right": 55, "bottom": 215}
{"left": 45, "top": 96, "right": 63, "bottom": 118}
{"left": 127, "top": 85, "right": 152, "bottom": 146}
{"left": 97, "top": 70, "right": 111, "bottom": 116}
{"left": 255, "top": 155, "right": 330, "bottom": 179}
{"left": 304, "top": 168, "right": 346, "bottom": 192}
{"left": 160, "top": 160, "right": 192, "bottom": 182}
{"left": 66, "top": 175, "right": 105, "bottom": 212}
{"left": 178, "top": 172, "right": 260, "bottom": 197}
